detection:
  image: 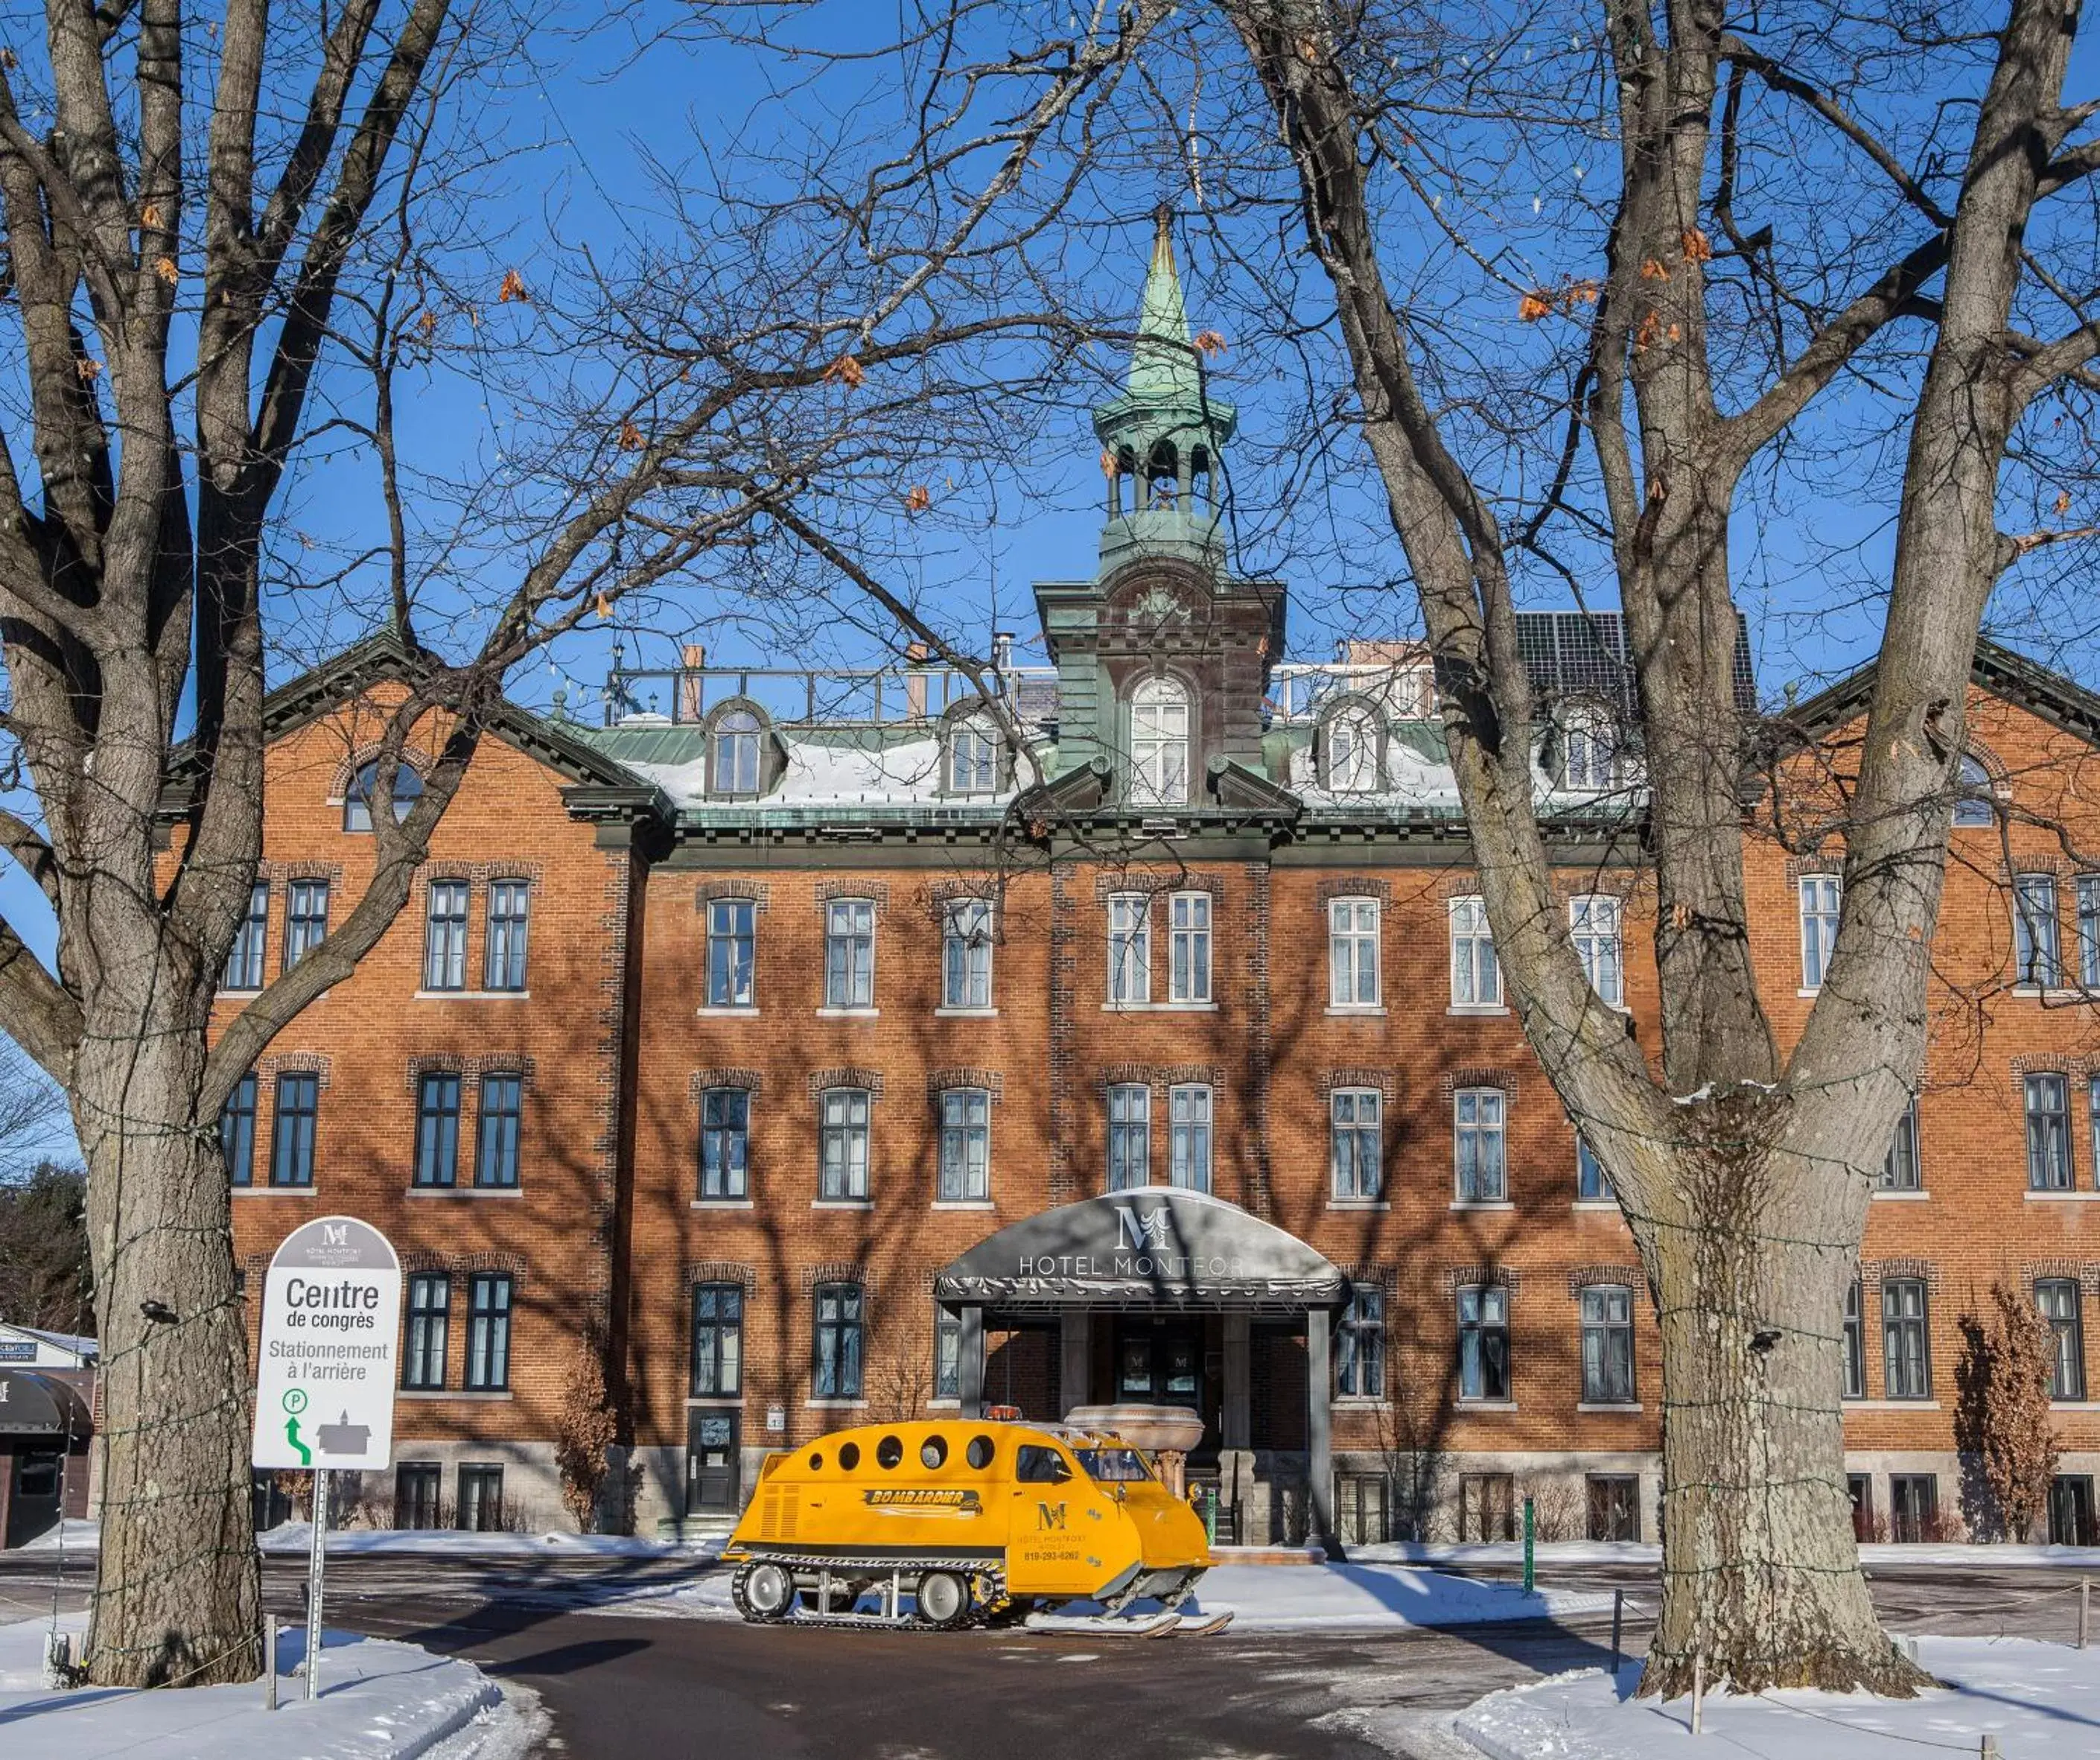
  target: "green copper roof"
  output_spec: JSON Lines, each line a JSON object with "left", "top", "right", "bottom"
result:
{"left": 1092, "top": 211, "right": 1236, "bottom": 452}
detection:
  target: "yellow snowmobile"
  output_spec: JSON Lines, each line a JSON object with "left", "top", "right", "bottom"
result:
{"left": 721, "top": 1414, "right": 1227, "bottom": 1635}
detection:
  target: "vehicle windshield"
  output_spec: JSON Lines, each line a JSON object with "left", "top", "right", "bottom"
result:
{"left": 1074, "top": 1446, "right": 1154, "bottom": 1483}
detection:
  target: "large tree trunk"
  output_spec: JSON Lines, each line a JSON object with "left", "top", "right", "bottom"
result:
{"left": 75, "top": 1009, "right": 260, "bottom": 1688}
{"left": 1635, "top": 1109, "right": 1908, "bottom": 1694}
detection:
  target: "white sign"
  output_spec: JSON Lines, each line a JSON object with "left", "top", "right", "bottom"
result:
{"left": 251, "top": 1216, "right": 401, "bottom": 1472}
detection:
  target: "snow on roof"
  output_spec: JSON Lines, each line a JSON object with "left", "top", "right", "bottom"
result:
{"left": 0, "top": 1323, "right": 98, "bottom": 1361}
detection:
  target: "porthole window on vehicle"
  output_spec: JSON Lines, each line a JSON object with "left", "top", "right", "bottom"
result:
{"left": 839, "top": 1442, "right": 860, "bottom": 1470}
{"left": 877, "top": 1434, "right": 904, "bottom": 1469}
{"left": 808, "top": 1452, "right": 824, "bottom": 1471}
{"left": 966, "top": 1435, "right": 995, "bottom": 1470}
{"left": 920, "top": 1435, "right": 948, "bottom": 1470}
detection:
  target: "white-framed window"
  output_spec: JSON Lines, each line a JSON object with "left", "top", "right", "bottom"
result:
{"left": 1952, "top": 752, "right": 1995, "bottom": 827}
{"left": 1799, "top": 874, "right": 1841, "bottom": 990}
{"left": 1562, "top": 705, "right": 1617, "bottom": 790}
{"left": 1168, "top": 892, "right": 1211, "bottom": 1003}
{"left": 2014, "top": 873, "right": 2063, "bottom": 987}
{"left": 948, "top": 718, "right": 998, "bottom": 794}
{"left": 1129, "top": 675, "right": 1190, "bottom": 805}
{"left": 2079, "top": 876, "right": 2100, "bottom": 988}
{"left": 344, "top": 758, "right": 421, "bottom": 832}
{"left": 818, "top": 1087, "right": 871, "bottom": 1199}
{"left": 1107, "top": 1084, "right": 1151, "bottom": 1192}
{"left": 713, "top": 709, "right": 762, "bottom": 795}
{"left": 938, "top": 1088, "right": 990, "bottom": 1201}
{"left": 1329, "top": 898, "right": 1380, "bottom": 1006}
{"left": 824, "top": 898, "right": 876, "bottom": 1008}
{"left": 1108, "top": 893, "right": 1151, "bottom": 1003}
{"left": 1326, "top": 708, "right": 1379, "bottom": 792}
{"left": 706, "top": 898, "right": 756, "bottom": 1007}
{"left": 423, "top": 880, "right": 470, "bottom": 991}
{"left": 1168, "top": 1084, "right": 1212, "bottom": 1192}
{"left": 1580, "top": 1285, "right": 1635, "bottom": 1403}
{"left": 1449, "top": 895, "right": 1501, "bottom": 1007}
{"left": 1570, "top": 895, "right": 1623, "bottom": 1006}
{"left": 1454, "top": 1086, "right": 1506, "bottom": 1202}
{"left": 942, "top": 898, "right": 993, "bottom": 1009}
{"left": 1331, "top": 1089, "right": 1381, "bottom": 1200}
{"left": 1458, "top": 1286, "right": 1509, "bottom": 1400}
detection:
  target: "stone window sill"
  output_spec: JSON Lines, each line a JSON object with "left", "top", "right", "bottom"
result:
{"left": 1871, "top": 1189, "right": 1930, "bottom": 1201}
{"left": 1446, "top": 1003, "right": 1509, "bottom": 1017}
{"left": 816, "top": 1006, "right": 879, "bottom": 1019}
{"left": 1456, "top": 1400, "right": 1518, "bottom": 1413}
{"left": 413, "top": 990, "right": 530, "bottom": 1002}
{"left": 932, "top": 1199, "right": 995, "bottom": 1211}
{"left": 1102, "top": 1001, "right": 1218, "bottom": 1013}
{"left": 1333, "top": 1398, "right": 1393, "bottom": 1411}
{"left": 693, "top": 1198, "right": 754, "bottom": 1210}
{"left": 401, "top": 1390, "right": 513, "bottom": 1402}
{"left": 1843, "top": 1399, "right": 1941, "bottom": 1411}
{"left": 2011, "top": 986, "right": 2083, "bottom": 1002}
{"left": 813, "top": 1198, "right": 874, "bottom": 1210}
{"left": 1797, "top": 986, "right": 1821, "bottom": 999}
{"left": 698, "top": 1003, "right": 759, "bottom": 1017}
{"left": 1325, "top": 1004, "right": 1386, "bottom": 1017}
{"left": 234, "top": 1186, "right": 314, "bottom": 1196}
{"left": 1571, "top": 1200, "right": 1620, "bottom": 1213}
{"left": 1451, "top": 1200, "right": 1513, "bottom": 1212}
{"left": 2027, "top": 1189, "right": 2100, "bottom": 1201}
{"left": 1576, "top": 1402, "right": 1644, "bottom": 1414}
{"left": 1329, "top": 1199, "right": 1390, "bottom": 1211}
{"left": 926, "top": 1398, "right": 961, "bottom": 1411}
{"left": 806, "top": 1399, "right": 869, "bottom": 1411}
{"left": 2049, "top": 1400, "right": 2100, "bottom": 1411}
{"left": 685, "top": 1394, "right": 744, "bottom": 1407}
{"left": 934, "top": 1006, "right": 999, "bottom": 1019}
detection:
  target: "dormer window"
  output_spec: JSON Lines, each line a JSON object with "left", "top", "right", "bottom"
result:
{"left": 1952, "top": 753, "right": 1996, "bottom": 827}
{"left": 947, "top": 717, "right": 999, "bottom": 795}
{"left": 1129, "top": 675, "right": 1189, "bottom": 805}
{"left": 712, "top": 708, "right": 763, "bottom": 796}
{"left": 344, "top": 758, "right": 422, "bottom": 832}
{"left": 1324, "top": 706, "right": 1380, "bottom": 792}
{"left": 1561, "top": 705, "right": 1618, "bottom": 791}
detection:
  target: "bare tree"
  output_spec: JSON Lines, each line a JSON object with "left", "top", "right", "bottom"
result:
{"left": 0, "top": 0, "right": 1165, "bottom": 1685}
{"left": 1214, "top": 0, "right": 2100, "bottom": 1695}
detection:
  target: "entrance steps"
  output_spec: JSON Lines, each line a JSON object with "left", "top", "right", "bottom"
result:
{"left": 657, "top": 1514, "right": 737, "bottom": 1543}
{"left": 1207, "top": 1544, "right": 1328, "bottom": 1566}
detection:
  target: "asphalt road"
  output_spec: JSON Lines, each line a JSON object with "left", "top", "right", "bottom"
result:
{"left": 1, "top": 1551, "right": 2093, "bottom": 1759}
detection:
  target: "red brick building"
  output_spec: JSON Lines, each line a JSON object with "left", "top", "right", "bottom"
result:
{"left": 216, "top": 235, "right": 2100, "bottom": 1550}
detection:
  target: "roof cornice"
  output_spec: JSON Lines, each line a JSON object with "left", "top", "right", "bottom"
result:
{"left": 1783, "top": 636, "right": 2100, "bottom": 751}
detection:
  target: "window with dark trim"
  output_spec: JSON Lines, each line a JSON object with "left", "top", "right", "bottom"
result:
{"left": 1576, "top": 1137, "right": 1612, "bottom": 1203}
{"left": 1878, "top": 1099, "right": 1921, "bottom": 1191}
{"left": 1586, "top": 1475, "right": 1641, "bottom": 1542}
{"left": 1458, "top": 1286, "right": 1509, "bottom": 1402}
{"left": 424, "top": 880, "right": 469, "bottom": 991}
{"left": 270, "top": 1071, "right": 318, "bottom": 1187}
{"left": 699, "top": 1087, "right": 749, "bottom": 1200}
{"left": 938, "top": 1088, "right": 990, "bottom": 1202}
{"left": 1337, "top": 1286, "right": 1384, "bottom": 1399}
{"left": 1107, "top": 1084, "right": 1150, "bottom": 1192}
{"left": 2015, "top": 873, "right": 2063, "bottom": 986}
{"left": 413, "top": 1072, "right": 461, "bottom": 1188}
{"left": 395, "top": 1461, "right": 442, "bottom": 1528}
{"left": 2028, "top": 1074, "right": 2072, "bottom": 1190}
{"left": 457, "top": 1463, "right": 504, "bottom": 1532}
{"left": 812, "top": 1281, "right": 863, "bottom": 1400}
{"left": 283, "top": 880, "right": 328, "bottom": 970}
{"left": 691, "top": 1283, "right": 743, "bottom": 1397}
{"left": 221, "top": 1073, "right": 258, "bottom": 1187}
{"left": 1580, "top": 1285, "right": 1635, "bottom": 1404}
{"left": 933, "top": 1304, "right": 961, "bottom": 1400}
{"left": 404, "top": 1274, "right": 449, "bottom": 1390}
{"left": 466, "top": 1273, "right": 512, "bottom": 1391}
{"left": 1842, "top": 1279, "right": 1865, "bottom": 1402}
{"left": 705, "top": 899, "right": 754, "bottom": 1008}
{"left": 344, "top": 758, "right": 421, "bottom": 832}
{"left": 1882, "top": 1278, "right": 1931, "bottom": 1400}
{"left": 474, "top": 1074, "right": 523, "bottom": 1188}
{"left": 224, "top": 883, "right": 267, "bottom": 990}
{"left": 2039, "top": 1279, "right": 2086, "bottom": 1402}
{"left": 486, "top": 880, "right": 530, "bottom": 991}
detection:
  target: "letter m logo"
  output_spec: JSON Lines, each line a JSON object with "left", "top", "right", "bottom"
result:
{"left": 1115, "top": 1205, "right": 1169, "bottom": 1250}
{"left": 1037, "top": 1501, "right": 1067, "bottom": 1531}
{"left": 323, "top": 1224, "right": 348, "bottom": 1247}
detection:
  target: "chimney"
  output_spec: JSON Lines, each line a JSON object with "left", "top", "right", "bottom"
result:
{"left": 679, "top": 643, "right": 705, "bottom": 722}
{"left": 904, "top": 641, "right": 932, "bottom": 721}
{"left": 991, "top": 631, "right": 1016, "bottom": 674}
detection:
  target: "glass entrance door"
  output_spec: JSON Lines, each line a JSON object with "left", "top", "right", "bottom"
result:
{"left": 687, "top": 1410, "right": 741, "bottom": 1513}
{"left": 1113, "top": 1318, "right": 1212, "bottom": 1453}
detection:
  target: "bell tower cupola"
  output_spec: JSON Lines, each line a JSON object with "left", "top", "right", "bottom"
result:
{"left": 1092, "top": 208, "right": 1237, "bottom": 572}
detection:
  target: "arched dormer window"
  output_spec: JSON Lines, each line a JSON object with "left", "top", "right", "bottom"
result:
{"left": 344, "top": 758, "right": 422, "bottom": 832}
{"left": 711, "top": 708, "right": 763, "bottom": 797}
{"left": 1129, "top": 675, "right": 1190, "bottom": 805}
{"left": 1559, "top": 703, "right": 1619, "bottom": 791}
{"left": 1323, "top": 705, "right": 1381, "bottom": 792}
{"left": 1953, "top": 752, "right": 1996, "bottom": 827}
{"left": 946, "top": 715, "right": 999, "bottom": 795}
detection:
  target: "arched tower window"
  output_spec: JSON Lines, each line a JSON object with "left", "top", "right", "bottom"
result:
{"left": 1129, "top": 676, "right": 1190, "bottom": 805}
{"left": 344, "top": 758, "right": 422, "bottom": 832}
{"left": 1326, "top": 707, "right": 1379, "bottom": 792}
{"left": 712, "top": 708, "right": 763, "bottom": 796}
{"left": 1953, "top": 753, "right": 1996, "bottom": 827}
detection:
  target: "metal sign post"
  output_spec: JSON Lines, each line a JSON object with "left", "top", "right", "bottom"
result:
{"left": 251, "top": 1217, "right": 401, "bottom": 1701}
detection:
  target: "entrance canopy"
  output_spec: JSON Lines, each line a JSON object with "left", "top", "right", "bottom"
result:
{"left": 0, "top": 1370, "right": 92, "bottom": 1438}
{"left": 933, "top": 1187, "right": 1346, "bottom": 1312}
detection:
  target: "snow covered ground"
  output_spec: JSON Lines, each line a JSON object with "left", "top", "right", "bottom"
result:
{"left": 1454, "top": 1636, "right": 2100, "bottom": 1759}
{"left": 253, "top": 1522, "right": 717, "bottom": 1560}
{"left": 579, "top": 1557, "right": 1615, "bottom": 1630}
{"left": 1350, "top": 1537, "right": 2100, "bottom": 1571}
{"left": 0, "top": 1613, "right": 527, "bottom": 1760}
